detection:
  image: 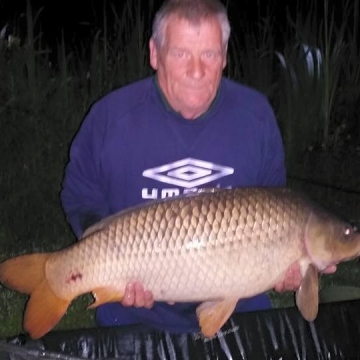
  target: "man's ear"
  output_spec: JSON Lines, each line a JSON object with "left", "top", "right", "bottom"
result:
{"left": 222, "top": 45, "right": 228, "bottom": 70}
{"left": 149, "top": 38, "right": 158, "bottom": 70}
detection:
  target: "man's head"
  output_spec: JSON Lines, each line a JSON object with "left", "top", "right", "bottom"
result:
{"left": 149, "top": 0, "right": 231, "bottom": 119}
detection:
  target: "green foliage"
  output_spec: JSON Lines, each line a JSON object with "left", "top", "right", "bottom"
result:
{"left": 0, "top": 0, "right": 360, "bottom": 339}
{"left": 274, "top": 0, "right": 358, "bottom": 161}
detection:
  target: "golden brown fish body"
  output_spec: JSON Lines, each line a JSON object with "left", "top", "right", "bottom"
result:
{"left": 1, "top": 187, "right": 360, "bottom": 339}
{"left": 49, "top": 188, "right": 307, "bottom": 302}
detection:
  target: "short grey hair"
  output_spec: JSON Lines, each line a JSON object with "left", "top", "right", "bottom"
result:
{"left": 152, "top": 0, "right": 231, "bottom": 49}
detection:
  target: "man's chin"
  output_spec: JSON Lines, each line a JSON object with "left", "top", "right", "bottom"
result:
{"left": 180, "top": 95, "right": 212, "bottom": 110}
{"left": 177, "top": 103, "right": 211, "bottom": 119}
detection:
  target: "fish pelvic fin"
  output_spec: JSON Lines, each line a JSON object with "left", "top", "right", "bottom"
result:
{"left": 296, "top": 263, "right": 319, "bottom": 321}
{"left": 0, "top": 253, "right": 71, "bottom": 339}
{"left": 88, "top": 287, "right": 124, "bottom": 309}
{"left": 196, "top": 299, "right": 238, "bottom": 338}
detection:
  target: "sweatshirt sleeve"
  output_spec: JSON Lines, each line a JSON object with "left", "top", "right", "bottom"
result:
{"left": 259, "top": 100, "right": 287, "bottom": 187}
{"left": 60, "top": 102, "right": 110, "bottom": 239}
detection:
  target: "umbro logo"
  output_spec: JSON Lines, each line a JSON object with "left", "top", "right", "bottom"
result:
{"left": 142, "top": 158, "right": 234, "bottom": 188}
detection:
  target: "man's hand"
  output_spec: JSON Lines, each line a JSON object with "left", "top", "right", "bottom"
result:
{"left": 274, "top": 263, "right": 337, "bottom": 293}
{"left": 122, "top": 282, "right": 154, "bottom": 308}
{"left": 121, "top": 282, "right": 175, "bottom": 308}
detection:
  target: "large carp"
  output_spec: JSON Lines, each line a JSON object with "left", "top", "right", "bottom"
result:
{"left": 0, "top": 187, "right": 360, "bottom": 340}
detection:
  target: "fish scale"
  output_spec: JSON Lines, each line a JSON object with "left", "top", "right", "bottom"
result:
{"left": 2, "top": 187, "right": 360, "bottom": 339}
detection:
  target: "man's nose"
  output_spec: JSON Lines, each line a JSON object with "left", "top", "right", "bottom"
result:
{"left": 187, "top": 56, "right": 205, "bottom": 79}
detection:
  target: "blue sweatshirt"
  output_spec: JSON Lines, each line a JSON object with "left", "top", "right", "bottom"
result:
{"left": 60, "top": 75, "right": 286, "bottom": 333}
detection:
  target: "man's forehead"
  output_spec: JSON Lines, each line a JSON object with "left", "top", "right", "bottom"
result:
{"left": 167, "top": 12, "right": 219, "bottom": 23}
{"left": 164, "top": 14, "right": 221, "bottom": 33}
{"left": 163, "top": 15, "right": 222, "bottom": 42}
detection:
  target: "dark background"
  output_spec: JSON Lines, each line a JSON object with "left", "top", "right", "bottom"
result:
{"left": 0, "top": 0, "right": 346, "bottom": 51}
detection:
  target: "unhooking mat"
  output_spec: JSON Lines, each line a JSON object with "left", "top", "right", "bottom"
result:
{"left": 1, "top": 299, "right": 360, "bottom": 359}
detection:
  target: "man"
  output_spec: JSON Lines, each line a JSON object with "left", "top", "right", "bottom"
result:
{"left": 60, "top": 0, "right": 334, "bottom": 334}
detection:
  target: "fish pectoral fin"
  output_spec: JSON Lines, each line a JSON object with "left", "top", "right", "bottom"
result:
{"left": 196, "top": 299, "right": 238, "bottom": 338}
{"left": 24, "top": 279, "right": 71, "bottom": 339}
{"left": 296, "top": 263, "right": 319, "bottom": 321}
{"left": 88, "top": 287, "right": 124, "bottom": 309}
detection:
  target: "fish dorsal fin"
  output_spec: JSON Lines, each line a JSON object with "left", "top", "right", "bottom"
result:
{"left": 196, "top": 187, "right": 223, "bottom": 194}
{"left": 81, "top": 216, "right": 114, "bottom": 239}
{"left": 81, "top": 209, "right": 132, "bottom": 239}
{"left": 196, "top": 299, "right": 238, "bottom": 338}
{"left": 296, "top": 263, "right": 319, "bottom": 321}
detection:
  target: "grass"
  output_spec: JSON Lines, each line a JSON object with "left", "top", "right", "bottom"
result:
{"left": 0, "top": 0, "right": 360, "bottom": 339}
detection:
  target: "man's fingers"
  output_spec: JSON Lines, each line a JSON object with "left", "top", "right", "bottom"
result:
{"left": 144, "top": 290, "right": 154, "bottom": 308}
{"left": 322, "top": 265, "right": 337, "bottom": 274}
{"left": 121, "top": 281, "right": 156, "bottom": 308}
{"left": 274, "top": 263, "right": 302, "bottom": 293}
{"left": 133, "top": 282, "right": 146, "bottom": 307}
{"left": 122, "top": 282, "right": 135, "bottom": 306}
{"left": 275, "top": 263, "right": 337, "bottom": 293}
{"left": 274, "top": 282, "right": 284, "bottom": 292}
{"left": 286, "top": 267, "right": 301, "bottom": 290}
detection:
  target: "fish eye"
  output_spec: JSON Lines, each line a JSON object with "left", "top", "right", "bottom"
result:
{"left": 344, "top": 226, "right": 355, "bottom": 236}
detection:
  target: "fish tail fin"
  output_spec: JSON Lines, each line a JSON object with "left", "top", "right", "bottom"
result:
{"left": 0, "top": 253, "right": 71, "bottom": 339}
{"left": 24, "top": 278, "right": 70, "bottom": 339}
{"left": 0, "top": 253, "right": 50, "bottom": 294}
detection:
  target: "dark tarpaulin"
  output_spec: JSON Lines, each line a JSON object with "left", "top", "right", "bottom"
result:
{"left": 1, "top": 300, "right": 360, "bottom": 360}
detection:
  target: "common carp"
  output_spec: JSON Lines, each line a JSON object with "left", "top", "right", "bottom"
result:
{"left": 0, "top": 187, "right": 360, "bottom": 340}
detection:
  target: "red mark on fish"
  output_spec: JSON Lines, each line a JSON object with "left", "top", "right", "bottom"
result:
{"left": 65, "top": 272, "right": 83, "bottom": 284}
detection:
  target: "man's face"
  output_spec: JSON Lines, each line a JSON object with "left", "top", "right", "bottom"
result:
{"left": 150, "top": 16, "right": 227, "bottom": 119}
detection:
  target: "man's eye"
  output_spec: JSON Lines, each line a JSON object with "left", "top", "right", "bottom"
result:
{"left": 173, "top": 51, "right": 186, "bottom": 58}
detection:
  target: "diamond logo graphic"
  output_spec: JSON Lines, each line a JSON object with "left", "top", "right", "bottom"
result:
{"left": 142, "top": 158, "right": 234, "bottom": 188}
